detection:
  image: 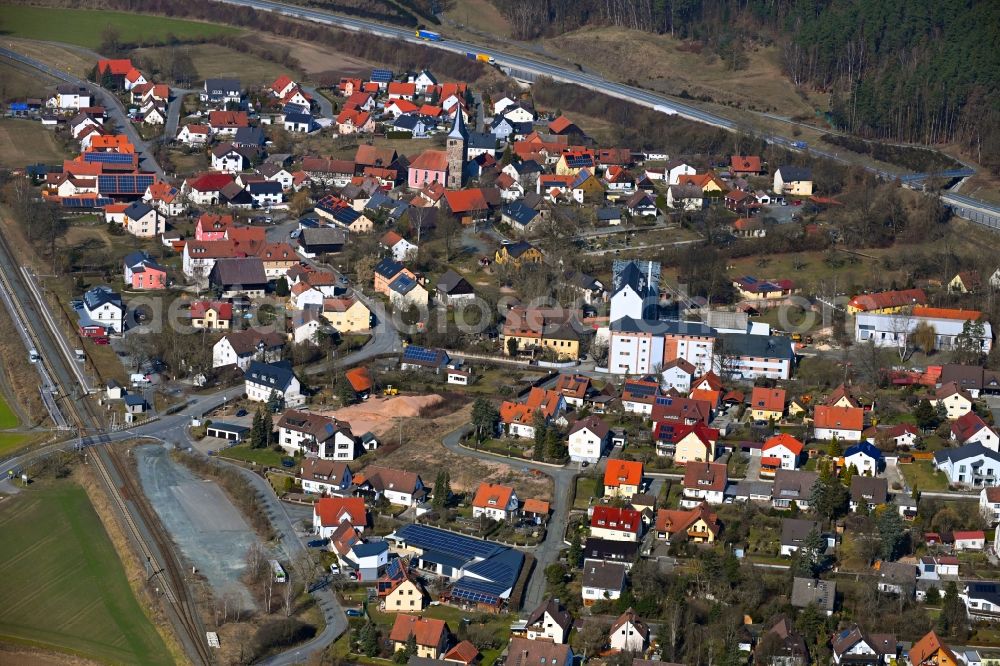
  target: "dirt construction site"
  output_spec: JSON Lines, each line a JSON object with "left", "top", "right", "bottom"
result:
{"left": 322, "top": 396, "right": 553, "bottom": 502}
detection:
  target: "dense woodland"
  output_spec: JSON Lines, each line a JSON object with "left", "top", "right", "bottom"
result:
{"left": 492, "top": 0, "right": 1000, "bottom": 173}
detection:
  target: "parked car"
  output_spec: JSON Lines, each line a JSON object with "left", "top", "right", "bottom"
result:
{"left": 281, "top": 457, "right": 295, "bottom": 468}
{"left": 307, "top": 539, "right": 328, "bottom": 548}
{"left": 345, "top": 608, "right": 364, "bottom": 617}
{"left": 93, "top": 337, "right": 110, "bottom": 345}
{"left": 236, "top": 409, "right": 248, "bottom": 417}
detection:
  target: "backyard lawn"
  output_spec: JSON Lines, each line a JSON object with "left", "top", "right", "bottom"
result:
{"left": 899, "top": 459, "right": 949, "bottom": 492}
{"left": 0, "top": 482, "right": 171, "bottom": 664}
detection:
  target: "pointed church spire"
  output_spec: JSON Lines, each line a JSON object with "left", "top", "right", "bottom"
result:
{"left": 448, "top": 105, "right": 466, "bottom": 139}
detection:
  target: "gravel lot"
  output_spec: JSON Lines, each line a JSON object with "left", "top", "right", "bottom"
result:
{"left": 136, "top": 444, "right": 266, "bottom": 609}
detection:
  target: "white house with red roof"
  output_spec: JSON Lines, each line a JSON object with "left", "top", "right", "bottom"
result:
{"left": 952, "top": 412, "right": 1000, "bottom": 450}
{"left": 762, "top": 434, "right": 804, "bottom": 471}
{"left": 662, "top": 358, "right": 697, "bottom": 393}
{"left": 313, "top": 496, "right": 367, "bottom": 537}
{"left": 979, "top": 487, "right": 1000, "bottom": 524}
{"left": 182, "top": 173, "right": 234, "bottom": 206}
{"left": 270, "top": 75, "right": 297, "bottom": 99}
{"left": 471, "top": 482, "right": 519, "bottom": 522}
{"left": 177, "top": 123, "right": 210, "bottom": 145}
{"left": 590, "top": 506, "right": 642, "bottom": 542}
{"left": 123, "top": 67, "right": 147, "bottom": 91}
{"left": 954, "top": 530, "right": 986, "bottom": 551}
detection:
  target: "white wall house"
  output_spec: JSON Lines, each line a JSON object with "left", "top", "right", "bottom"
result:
{"left": 568, "top": 416, "right": 610, "bottom": 464}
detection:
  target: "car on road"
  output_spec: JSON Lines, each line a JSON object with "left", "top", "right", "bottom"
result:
{"left": 289, "top": 229, "right": 301, "bottom": 239}
{"left": 308, "top": 538, "right": 328, "bottom": 548}
{"left": 329, "top": 564, "right": 340, "bottom": 574}
{"left": 345, "top": 608, "right": 364, "bottom": 617}
{"left": 236, "top": 409, "right": 248, "bottom": 417}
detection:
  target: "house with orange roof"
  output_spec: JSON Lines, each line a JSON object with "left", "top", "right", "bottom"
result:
{"left": 554, "top": 374, "right": 591, "bottom": 407}
{"left": 691, "top": 372, "right": 723, "bottom": 393}
{"left": 97, "top": 58, "right": 134, "bottom": 77}
{"left": 345, "top": 367, "right": 373, "bottom": 400}
{"left": 336, "top": 107, "right": 374, "bottom": 134}
{"left": 681, "top": 461, "right": 727, "bottom": 506}
{"left": 143, "top": 180, "right": 186, "bottom": 216}
{"left": 813, "top": 406, "right": 864, "bottom": 442}
{"left": 521, "top": 498, "right": 550, "bottom": 525}
{"left": 499, "top": 387, "right": 567, "bottom": 439}
{"left": 444, "top": 189, "right": 490, "bottom": 224}
{"left": 604, "top": 459, "right": 644, "bottom": 498}
{"left": 389, "top": 615, "right": 449, "bottom": 659}
{"left": 826, "top": 383, "right": 862, "bottom": 409}
{"left": 847, "top": 288, "right": 927, "bottom": 314}
{"left": 677, "top": 171, "right": 726, "bottom": 194}
{"left": 313, "top": 496, "right": 367, "bottom": 537}
{"left": 443, "top": 640, "right": 480, "bottom": 665}
{"left": 548, "top": 115, "right": 582, "bottom": 136}
{"left": 386, "top": 81, "right": 417, "bottom": 101}
{"left": 750, "top": 386, "right": 786, "bottom": 422}
{"left": 472, "top": 482, "right": 519, "bottom": 522}
{"left": 908, "top": 630, "right": 959, "bottom": 666}
{"left": 762, "top": 433, "right": 804, "bottom": 471}
{"left": 655, "top": 504, "right": 720, "bottom": 543}
{"left": 730, "top": 155, "right": 763, "bottom": 176}
{"left": 123, "top": 67, "right": 147, "bottom": 91}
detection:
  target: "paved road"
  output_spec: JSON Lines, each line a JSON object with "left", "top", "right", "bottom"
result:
{"left": 302, "top": 85, "right": 333, "bottom": 119}
{"left": 164, "top": 87, "right": 195, "bottom": 144}
{"left": 0, "top": 47, "right": 164, "bottom": 177}
{"left": 440, "top": 424, "right": 574, "bottom": 611}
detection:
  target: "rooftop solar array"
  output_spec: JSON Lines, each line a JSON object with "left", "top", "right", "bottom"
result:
{"left": 84, "top": 151, "right": 135, "bottom": 164}
{"left": 371, "top": 69, "right": 393, "bottom": 82}
{"left": 62, "top": 196, "right": 113, "bottom": 208}
{"left": 98, "top": 174, "right": 154, "bottom": 195}
{"left": 451, "top": 586, "right": 500, "bottom": 605}
{"left": 624, "top": 382, "right": 657, "bottom": 398}
{"left": 402, "top": 346, "right": 444, "bottom": 364}
{"left": 392, "top": 524, "right": 503, "bottom": 563}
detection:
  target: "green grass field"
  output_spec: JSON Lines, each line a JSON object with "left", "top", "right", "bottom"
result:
{"left": 0, "top": 5, "right": 239, "bottom": 50}
{"left": 0, "top": 483, "right": 172, "bottom": 664}
{"left": 0, "top": 392, "right": 20, "bottom": 429}
{"left": 217, "top": 443, "right": 289, "bottom": 468}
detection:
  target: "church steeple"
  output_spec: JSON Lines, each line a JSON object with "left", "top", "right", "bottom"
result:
{"left": 446, "top": 106, "right": 467, "bottom": 189}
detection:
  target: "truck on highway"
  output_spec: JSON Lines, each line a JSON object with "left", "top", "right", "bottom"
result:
{"left": 465, "top": 52, "right": 495, "bottom": 64}
{"left": 415, "top": 29, "right": 442, "bottom": 41}
{"left": 653, "top": 104, "right": 677, "bottom": 116}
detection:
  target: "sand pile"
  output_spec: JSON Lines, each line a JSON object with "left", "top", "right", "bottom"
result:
{"left": 322, "top": 395, "right": 445, "bottom": 436}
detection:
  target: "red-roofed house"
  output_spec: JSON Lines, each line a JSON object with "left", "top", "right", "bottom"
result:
{"left": 730, "top": 155, "right": 763, "bottom": 176}
{"left": 123, "top": 67, "right": 147, "bottom": 90}
{"left": 951, "top": 412, "right": 999, "bottom": 449}
{"left": 671, "top": 423, "right": 720, "bottom": 464}
{"left": 750, "top": 386, "right": 786, "bottom": 422}
{"left": 345, "top": 367, "right": 373, "bottom": 399}
{"left": 443, "top": 188, "right": 489, "bottom": 223}
{"left": 270, "top": 74, "right": 296, "bottom": 98}
{"left": 189, "top": 300, "right": 233, "bottom": 330}
{"left": 604, "top": 459, "right": 644, "bottom": 498}
{"left": 313, "top": 496, "right": 367, "bottom": 537}
{"left": 336, "top": 107, "right": 374, "bottom": 134}
{"left": 472, "top": 482, "right": 518, "bottom": 522}
{"left": 389, "top": 615, "right": 449, "bottom": 659}
{"left": 177, "top": 123, "right": 210, "bottom": 145}
{"left": 762, "top": 434, "right": 804, "bottom": 470}
{"left": 980, "top": 487, "right": 1000, "bottom": 524}
{"left": 954, "top": 530, "right": 986, "bottom": 551}
{"left": 97, "top": 59, "right": 134, "bottom": 77}
{"left": 813, "top": 406, "right": 864, "bottom": 441}
{"left": 590, "top": 506, "right": 642, "bottom": 542}
{"left": 183, "top": 173, "right": 235, "bottom": 205}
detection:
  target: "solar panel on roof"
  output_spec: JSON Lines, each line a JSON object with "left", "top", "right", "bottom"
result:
{"left": 451, "top": 587, "right": 499, "bottom": 605}
{"left": 84, "top": 151, "right": 134, "bottom": 164}
{"left": 626, "top": 383, "right": 657, "bottom": 398}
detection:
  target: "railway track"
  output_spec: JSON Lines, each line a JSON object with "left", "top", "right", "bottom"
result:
{"left": 0, "top": 230, "right": 214, "bottom": 664}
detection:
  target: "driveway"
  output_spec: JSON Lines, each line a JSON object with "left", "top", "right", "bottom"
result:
{"left": 303, "top": 85, "right": 333, "bottom": 119}
{"left": 164, "top": 87, "right": 195, "bottom": 146}
{"left": 441, "top": 425, "right": 574, "bottom": 611}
